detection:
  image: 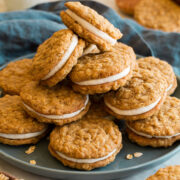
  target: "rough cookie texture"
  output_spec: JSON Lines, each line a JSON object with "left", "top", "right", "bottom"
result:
{"left": 0, "top": 59, "right": 34, "bottom": 95}
{"left": 127, "top": 96, "right": 180, "bottom": 136}
{"left": 116, "top": 0, "right": 140, "bottom": 15}
{"left": 146, "top": 165, "right": 180, "bottom": 180}
{"left": 138, "top": 57, "right": 177, "bottom": 95}
{"left": 60, "top": 2, "right": 122, "bottom": 51}
{"left": 49, "top": 118, "right": 122, "bottom": 170}
{"left": 134, "top": 0, "right": 180, "bottom": 32}
{"left": 33, "top": 29, "right": 85, "bottom": 87}
{"left": 126, "top": 128, "right": 180, "bottom": 147}
{"left": 70, "top": 43, "right": 136, "bottom": 94}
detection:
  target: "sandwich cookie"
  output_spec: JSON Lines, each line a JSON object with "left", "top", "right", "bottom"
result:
{"left": 0, "top": 95, "right": 48, "bottom": 145}
{"left": 32, "top": 29, "right": 85, "bottom": 87}
{"left": 134, "top": 0, "right": 180, "bottom": 32}
{"left": 126, "top": 96, "right": 180, "bottom": 147}
{"left": 104, "top": 68, "right": 167, "bottom": 121}
{"left": 0, "top": 59, "right": 33, "bottom": 95}
{"left": 60, "top": 2, "right": 122, "bottom": 51}
{"left": 116, "top": 0, "right": 140, "bottom": 15}
{"left": 138, "top": 57, "right": 177, "bottom": 95}
{"left": 20, "top": 81, "right": 90, "bottom": 126}
{"left": 146, "top": 165, "right": 180, "bottom": 180}
{"left": 70, "top": 43, "right": 136, "bottom": 94}
{"left": 48, "top": 118, "right": 122, "bottom": 170}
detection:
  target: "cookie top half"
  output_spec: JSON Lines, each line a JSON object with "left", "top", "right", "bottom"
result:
{"left": 70, "top": 43, "right": 136, "bottom": 82}
{"left": 147, "top": 165, "right": 180, "bottom": 180}
{"left": 20, "top": 81, "right": 88, "bottom": 116}
{"left": 134, "top": 0, "right": 180, "bottom": 32}
{"left": 60, "top": 2, "right": 122, "bottom": 51}
{"left": 49, "top": 118, "right": 122, "bottom": 159}
{"left": 0, "top": 95, "right": 47, "bottom": 134}
{"left": 138, "top": 57, "right": 177, "bottom": 94}
{"left": 104, "top": 67, "right": 167, "bottom": 110}
{"left": 0, "top": 59, "right": 33, "bottom": 95}
{"left": 32, "top": 29, "right": 85, "bottom": 86}
{"left": 127, "top": 96, "right": 180, "bottom": 137}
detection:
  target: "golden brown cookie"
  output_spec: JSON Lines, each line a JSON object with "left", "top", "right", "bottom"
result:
{"left": 0, "top": 95, "right": 48, "bottom": 145}
{"left": 49, "top": 118, "right": 122, "bottom": 170}
{"left": 134, "top": 0, "right": 180, "bottom": 32}
{"left": 70, "top": 43, "right": 136, "bottom": 95}
{"left": 104, "top": 67, "right": 168, "bottom": 121}
{"left": 138, "top": 57, "right": 177, "bottom": 95}
{"left": 82, "top": 44, "right": 100, "bottom": 56}
{"left": 20, "top": 81, "right": 90, "bottom": 126}
{"left": 146, "top": 165, "right": 180, "bottom": 180}
{"left": 116, "top": 0, "right": 140, "bottom": 15}
{"left": 0, "top": 59, "right": 34, "bottom": 95}
{"left": 60, "top": 2, "right": 122, "bottom": 51}
{"left": 126, "top": 96, "right": 180, "bottom": 147}
{"left": 32, "top": 29, "right": 85, "bottom": 87}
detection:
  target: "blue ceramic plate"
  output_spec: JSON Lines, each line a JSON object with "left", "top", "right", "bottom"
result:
{"left": 0, "top": 54, "right": 179, "bottom": 180}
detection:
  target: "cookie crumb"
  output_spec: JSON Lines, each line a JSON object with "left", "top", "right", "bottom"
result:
{"left": 134, "top": 152, "right": 143, "bottom": 158}
{"left": 25, "top": 145, "right": 36, "bottom": 154}
{"left": 29, "top": 160, "right": 36, "bottom": 165}
{"left": 126, "top": 154, "right": 133, "bottom": 160}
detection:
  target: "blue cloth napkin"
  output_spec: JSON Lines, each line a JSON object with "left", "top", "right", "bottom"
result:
{"left": 0, "top": 0, "right": 179, "bottom": 75}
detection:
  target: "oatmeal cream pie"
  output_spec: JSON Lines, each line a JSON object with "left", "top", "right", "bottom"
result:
{"left": 0, "top": 59, "right": 33, "bottom": 95}
{"left": 60, "top": 1, "right": 122, "bottom": 51}
{"left": 126, "top": 96, "right": 180, "bottom": 147}
{"left": 32, "top": 29, "right": 85, "bottom": 87}
{"left": 20, "top": 81, "right": 90, "bottom": 126}
{"left": 0, "top": 95, "right": 48, "bottom": 145}
{"left": 104, "top": 67, "right": 168, "bottom": 121}
{"left": 48, "top": 118, "right": 122, "bottom": 170}
{"left": 146, "top": 165, "right": 180, "bottom": 180}
{"left": 134, "top": 0, "right": 180, "bottom": 32}
{"left": 70, "top": 43, "right": 136, "bottom": 95}
{"left": 138, "top": 57, "right": 177, "bottom": 95}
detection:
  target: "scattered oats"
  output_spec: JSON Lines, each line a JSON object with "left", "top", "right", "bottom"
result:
{"left": 134, "top": 152, "right": 143, "bottom": 158}
{"left": 0, "top": 173, "right": 9, "bottom": 180}
{"left": 29, "top": 160, "right": 36, "bottom": 165}
{"left": 25, "top": 145, "right": 36, "bottom": 154}
{"left": 126, "top": 154, "right": 133, "bottom": 160}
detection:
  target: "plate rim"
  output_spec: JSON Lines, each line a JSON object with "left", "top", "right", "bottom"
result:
{"left": 0, "top": 53, "right": 179, "bottom": 176}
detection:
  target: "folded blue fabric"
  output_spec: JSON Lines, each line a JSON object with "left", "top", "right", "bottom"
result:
{"left": 0, "top": 0, "right": 179, "bottom": 75}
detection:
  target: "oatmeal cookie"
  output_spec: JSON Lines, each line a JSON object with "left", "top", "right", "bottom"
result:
{"left": 32, "top": 29, "right": 85, "bottom": 87}
{"left": 146, "top": 165, "right": 180, "bottom": 180}
{"left": 20, "top": 81, "right": 90, "bottom": 126}
{"left": 116, "top": 0, "right": 140, "bottom": 15}
{"left": 134, "top": 0, "right": 180, "bottom": 32}
{"left": 0, "top": 95, "right": 48, "bottom": 145}
{"left": 60, "top": 2, "right": 122, "bottom": 51}
{"left": 49, "top": 118, "right": 122, "bottom": 170}
{"left": 138, "top": 57, "right": 177, "bottom": 95}
{"left": 126, "top": 96, "right": 180, "bottom": 147}
{"left": 0, "top": 59, "right": 34, "bottom": 95}
{"left": 104, "top": 67, "right": 167, "bottom": 121}
{"left": 70, "top": 43, "right": 136, "bottom": 94}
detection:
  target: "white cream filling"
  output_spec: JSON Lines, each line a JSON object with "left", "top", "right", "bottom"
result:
{"left": 126, "top": 124, "right": 180, "bottom": 139}
{"left": 66, "top": 9, "right": 117, "bottom": 45}
{"left": 23, "top": 95, "right": 89, "bottom": 120}
{"left": 56, "top": 148, "right": 116, "bottom": 163}
{"left": 74, "top": 66, "right": 130, "bottom": 86}
{"left": 82, "top": 44, "right": 97, "bottom": 56}
{"left": 105, "top": 97, "right": 161, "bottom": 116}
{"left": 0, "top": 128, "right": 47, "bottom": 140}
{"left": 42, "top": 34, "right": 78, "bottom": 80}
{"left": 166, "top": 84, "right": 173, "bottom": 92}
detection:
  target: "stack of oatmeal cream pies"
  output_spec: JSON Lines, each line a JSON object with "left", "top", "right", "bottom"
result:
{"left": 0, "top": 1, "right": 179, "bottom": 171}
